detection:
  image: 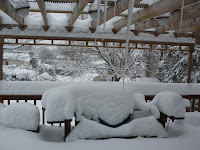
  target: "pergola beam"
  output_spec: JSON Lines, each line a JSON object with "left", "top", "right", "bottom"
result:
{"left": 114, "top": 0, "right": 200, "bottom": 31}
{"left": 156, "top": 17, "right": 200, "bottom": 34}
{"left": 91, "top": 0, "right": 142, "bottom": 29}
{"left": 135, "top": 2, "right": 200, "bottom": 32}
{"left": 0, "top": 0, "right": 24, "bottom": 26}
{"left": 37, "top": 0, "right": 48, "bottom": 27}
{"left": 45, "top": 0, "right": 114, "bottom": 5}
{"left": 68, "top": 0, "right": 90, "bottom": 28}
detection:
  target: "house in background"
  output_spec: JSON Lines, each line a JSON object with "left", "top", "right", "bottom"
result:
{"left": 3, "top": 52, "right": 31, "bottom": 70}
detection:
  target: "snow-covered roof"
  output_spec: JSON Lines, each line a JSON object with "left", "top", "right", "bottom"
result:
{"left": 3, "top": 52, "right": 31, "bottom": 62}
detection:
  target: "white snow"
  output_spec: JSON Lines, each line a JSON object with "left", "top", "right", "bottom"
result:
{"left": 44, "top": 84, "right": 134, "bottom": 125}
{"left": 184, "top": 112, "right": 200, "bottom": 126}
{"left": 66, "top": 116, "right": 167, "bottom": 142}
{"left": 183, "top": 98, "right": 191, "bottom": 108}
{"left": 0, "top": 81, "right": 199, "bottom": 96}
{"left": 1, "top": 103, "right": 40, "bottom": 131}
{"left": 0, "top": 103, "right": 6, "bottom": 124}
{"left": 45, "top": 86, "right": 72, "bottom": 122}
{"left": 152, "top": 91, "right": 186, "bottom": 118}
{"left": 3, "top": 52, "right": 31, "bottom": 62}
{"left": 135, "top": 77, "right": 160, "bottom": 83}
{"left": 1, "top": 118, "right": 200, "bottom": 150}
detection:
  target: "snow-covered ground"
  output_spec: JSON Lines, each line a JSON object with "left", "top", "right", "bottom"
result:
{"left": 1, "top": 113, "right": 200, "bottom": 150}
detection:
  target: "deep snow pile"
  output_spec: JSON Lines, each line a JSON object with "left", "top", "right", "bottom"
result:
{"left": 184, "top": 112, "right": 200, "bottom": 126}
{"left": 0, "top": 103, "right": 6, "bottom": 124}
{"left": 45, "top": 86, "right": 73, "bottom": 122}
{"left": 152, "top": 91, "right": 186, "bottom": 118}
{"left": 134, "top": 92, "right": 186, "bottom": 118}
{"left": 43, "top": 84, "right": 134, "bottom": 125}
{"left": 1, "top": 103, "right": 40, "bottom": 130}
{"left": 66, "top": 116, "right": 168, "bottom": 141}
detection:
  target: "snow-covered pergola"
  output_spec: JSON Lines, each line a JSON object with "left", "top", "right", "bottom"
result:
{"left": 0, "top": 0, "right": 199, "bottom": 82}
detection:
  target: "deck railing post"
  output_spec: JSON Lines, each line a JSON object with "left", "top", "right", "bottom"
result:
{"left": 0, "top": 37, "right": 3, "bottom": 80}
{"left": 64, "top": 120, "right": 71, "bottom": 141}
{"left": 198, "top": 99, "right": 200, "bottom": 112}
{"left": 187, "top": 46, "right": 194, "bottom": 83}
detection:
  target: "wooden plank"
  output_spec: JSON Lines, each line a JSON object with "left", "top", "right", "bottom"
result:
{"left": 156, "top": 17, "right": 200, "bottom": 34}
{"left": 37, "top": 0, "right": 48, "bottom": 27}
{"left": 1, "top": 34, "right": 195, "bottom": 46}
{"left": 45, "top": 0, "right": 114, "bottom": 5}
{"left": 0, "top": 0, "right": 24, "bottom": 25}
{"left": 136, "top": 2, "right": 200, "bottom": 32}
{"left": 0, "top": 16, "right": 2, "bottom": 25}
{"left": 91, "top": 0, "right": 142, "bottom": 29}
{"left": 68, "top": 0, "right": 90, "bottom": 28}
{"left": 0, "top": 37, "right": 3, "bottom": 80}
{"left": 114, "top": 0, "right": 200, "bottom": 30}
{"left": 187, "top": 46, "right": 194, "bottom": 83}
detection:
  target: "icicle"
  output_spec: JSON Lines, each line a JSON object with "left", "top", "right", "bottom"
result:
{"left": 123, "top": 0, "right": 135, "bottom": 90}
{"left": 79, "top": 0, "right": 81, "bottom": 9}
{"left": 12, "top": 10, "right": 16, "bottom": 29}
{"left": 114, "top": 0, "right": 116, "bottom": 16}
{"left": 180, "top": 0, "right": 184, "bottom": 32}
{"left": 95, "top": 0, "right": 101, "bottom": 45}
{"left": 103, "top": 0, "right": 108, "bottom": 30}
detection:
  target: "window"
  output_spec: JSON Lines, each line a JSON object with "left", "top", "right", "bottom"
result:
{"left": 6, "top": 61, "right": 8, "bottom": 65}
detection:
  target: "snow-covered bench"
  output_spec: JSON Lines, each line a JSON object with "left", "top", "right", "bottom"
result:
{"left": 41, "top": 84, "right": 187, "bottom": 141}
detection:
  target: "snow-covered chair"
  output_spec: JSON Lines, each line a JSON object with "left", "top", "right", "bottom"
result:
{"left": 133, "top": 91, "right": 186, "bottom": 127}
{"left": 1, "top": 103, "right": 40, "bottom": 132}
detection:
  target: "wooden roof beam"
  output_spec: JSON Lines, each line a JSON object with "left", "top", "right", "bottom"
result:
{"left": 135, "top": 2, "right": 200, "bottom": 32}
{"left": 37, "top": 0, "right": 49, "bottom": 30}
{"left": 91, "top": 0, "right": 142, "bottom": 29}
{"left": 45, "top": 0, "right": 114, "bottom": 5}
{"left": 155, "top": 17, "right": 200, "bottom": 34}
{"left": 0, "top": 0, "right": 24, "bottom": 26}
{"left": 67, "top": 0, "right": 90, "bottom": 30}
{"left": 114, "top": 0, "right": 200, "bottom": 31}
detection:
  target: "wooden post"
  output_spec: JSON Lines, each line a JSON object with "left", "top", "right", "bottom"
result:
{"left": 198, "top": 99, "right": 200, "bottom": 112}
{"left": 0, "top": 37, "right": 3, "bottom": 80}
{"left": 158, "top": 112, "right": 168, "bottom": 128}
{"left": 192, "top": 99, "right": 195, "bottom": 112}
{"left": 187, "top": 46, "right": 194, "bottom": 83}
{"left": 64, "top": 120, "right": 71, "bottom": 141}
{"left": 42, "top": 108, "right": 45, "bottom": 125}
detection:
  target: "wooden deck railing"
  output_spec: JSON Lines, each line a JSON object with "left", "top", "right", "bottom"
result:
{"left": 0, "top": 94, "right": 200, "bottom": 140}
{"left": 1, "top": 94, "right": 200, "bottom": 124}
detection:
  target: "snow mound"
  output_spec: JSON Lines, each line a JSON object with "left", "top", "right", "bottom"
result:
{"left": 79, "top": 90, "right": 134, "bottom": 126}
{"left": 66, "top": 116, "right": 168, "bottom": 141}
{"left": 2, "top": 103, "right": 40, "bottom": 130}
{"left": 135, "top": 77, "right": 160, "bottom": 83}
{"left": 46, "top": 86, "right": 73, "bottom": 122}
{"left": 0, "top": 103, "right": 6, "bottom": 124}
{"left": 184, "top": 112, "right": 200, "bottom": 126}
{"left": 153, "top": 91, "right": 186, "bottom": 118}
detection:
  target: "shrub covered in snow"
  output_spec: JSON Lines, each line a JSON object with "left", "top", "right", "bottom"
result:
{"left": 4, "top": 69, "right": 36, "bottom": 81}
{"left": 0, "top": 103, "right": 6, "bottom": 124}
{"left": 1, "top": 103, "right": 40, "bottom": 131}
{"left": 66, "top": 116, "right": 168, "bottom": 141}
